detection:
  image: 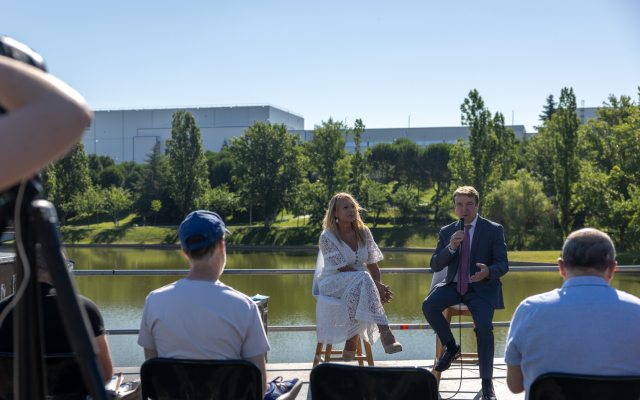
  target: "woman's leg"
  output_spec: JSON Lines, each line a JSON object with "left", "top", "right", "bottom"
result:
{"left": 344, "top": 334, "right": 359, "bottom": 351}
{"left": 377, "top": 324, "right": 398, "bottom": 346}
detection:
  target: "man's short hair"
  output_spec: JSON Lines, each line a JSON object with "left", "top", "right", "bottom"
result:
{"left": 453, "top": 186, "right": 480, "bottom": 205}
{"left": 183, "top": 235, "right": 221, "bottom": 261}
{"left": 562, "top": 228, "right": 616, "bottom": 272}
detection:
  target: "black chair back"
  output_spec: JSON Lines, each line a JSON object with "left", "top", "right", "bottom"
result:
{"left": 530, "top": 372, "right": 640, "bottom": 400}
{"left": 310, "top": 363, "right": 438, "bottom": 400}
{"left": 0, "top": 352, "right": 87, "bottom": 400}
{"left": 140, "top": 358, "right": 263, "bottom": 400}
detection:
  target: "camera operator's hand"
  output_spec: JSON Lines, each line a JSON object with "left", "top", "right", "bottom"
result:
{"left": 0, "top": 56, "right": 92, "bottom": 192}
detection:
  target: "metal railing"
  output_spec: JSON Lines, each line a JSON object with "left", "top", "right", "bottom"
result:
{"left": 72, "top": 266, "right": 640, "bottom": 276}
{"left": 104, "top": 321, "right": 513, "bottom": 336}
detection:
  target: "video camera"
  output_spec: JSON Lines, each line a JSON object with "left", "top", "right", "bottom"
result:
{"left": 0, "top": 37, "right": 108, "bottom": 400}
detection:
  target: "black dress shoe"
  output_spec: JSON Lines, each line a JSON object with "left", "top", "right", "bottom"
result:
{"left": 434, "top": 344, "right": 461, "bottom": 372}
{"left": 481, "top": 380, "right": 497, "bottom": 400}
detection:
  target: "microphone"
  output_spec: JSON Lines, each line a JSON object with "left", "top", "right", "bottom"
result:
{"left": 459, "top": 218, "right": 465, "bottom": 245}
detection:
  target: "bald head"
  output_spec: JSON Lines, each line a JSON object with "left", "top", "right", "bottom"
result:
{"left": 562, "top": 228, "right": 616, "bottom": 272}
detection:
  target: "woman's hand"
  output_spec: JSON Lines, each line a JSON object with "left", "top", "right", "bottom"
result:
{"left": 338, "top": 265, "right": 357, "bottom": 272}
{"left": 374, "top": 281, "right": 394, "bottom": 305}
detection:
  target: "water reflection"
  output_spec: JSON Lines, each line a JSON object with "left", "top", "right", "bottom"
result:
{"left": 66, "top": 248, "right": 640, "bottom": 367}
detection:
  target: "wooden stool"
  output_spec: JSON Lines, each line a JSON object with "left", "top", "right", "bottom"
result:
{"left": 313, "top": 336, "right": 374, "bottom": 367}
{"left": 432, "top": 305, "right": 479, "bottom": 387}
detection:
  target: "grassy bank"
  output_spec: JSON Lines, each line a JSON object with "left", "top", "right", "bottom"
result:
{"left": 56, "top": 225, "right": 640, "bottom": 265}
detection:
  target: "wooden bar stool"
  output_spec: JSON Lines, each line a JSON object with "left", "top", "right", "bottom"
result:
{"left": 313, "top": 335, "right": 374, "bottom": 367}
{"left": 432, "top": 304, "right": 479, "bottom": 387}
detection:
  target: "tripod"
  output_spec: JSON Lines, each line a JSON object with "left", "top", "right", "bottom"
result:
{"left": 0, "top": 179, "right": 108, "bottom": 400}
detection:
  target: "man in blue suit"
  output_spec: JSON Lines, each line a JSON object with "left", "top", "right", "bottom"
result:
{"left": 422, "top": 186, "right": 508, "bottom": 400}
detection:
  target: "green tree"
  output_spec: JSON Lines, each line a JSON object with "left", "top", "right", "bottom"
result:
{"left": 493, "top": 112, "right": 517, "bottom": 180}
{"left": 205, "top": 148, "right": 236, "bottom": 191}
{"left": 134, "top": 142, "right": 171, "bottom": 219}
{"left": 539, "top": 94, "right": 557, "bottom": 122}
{"left": 522, "top": 125, "right": 556, "bottom": 197}
{"left": 365, "top": 143, "right": 397, "bottom": 184}
{"left": 393, "top": 138, "right": 422, "bottom": 189}
{"left": 422, "top": 142, "right": 453, "bottom": 219}
{"left": 305, "top": 118, "right": 350, "bottom": 198}
{"left": 165, "top": 110, "right": 210, "bottom": 218}
{"left": 71, "top": 191, "right": 90, "bottom": 228}
{"left": 452, "top": 89, "right": 501, "bottom": 205}
{"left": 42, "top": 142, "right": 91, "bottom": 225}
{"left": 151, "top": 200, "right": 162, "bottom": 226}
{"left": 230, "top": 122, "right": 302, "bottom": 228}
{"left": 485, "top": 170, "right": 555, "bottom": 251}
{"left": 107, "top": 186, "right": 132, "bottom": 226}
{"left": 289, "top": 180, "right": 327, "bottom": 226}
{"left": 85, "top": 185, "right": 107, "bottom": 226}
{"left": 580, "top": 92, "right": 640, "bottom": 179}
{"left": 552, "top": 87, "right": 581, "bottom": 239}
{"left": 577, "top": 165, "right": 636, "bottom": 251}
{"left": 390, "top": 185, "right": 417, "bottom": 226}
{"left": 363, "top": 180, "right": 389, "bottom": 226}
{"left": 349, "top": 119, "right": 367, "bottom": 201}
{"left": 198, "top": 184, "right": 245, "bottom": 221}
{"left": 99, "top": 165, "right": 125, "bottom": 188}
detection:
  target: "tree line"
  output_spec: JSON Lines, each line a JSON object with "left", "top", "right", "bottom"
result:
{"left": 41, "top": 87, "right": 640, "bottom": 251}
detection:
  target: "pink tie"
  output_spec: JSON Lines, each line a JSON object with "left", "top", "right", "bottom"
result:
{"left": 457, "top": 225, "right": 472, "bottom": 296}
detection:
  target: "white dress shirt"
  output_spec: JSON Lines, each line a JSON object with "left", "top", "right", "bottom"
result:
{"left": 448, "top": 214, "right": 478, "bottom": 283}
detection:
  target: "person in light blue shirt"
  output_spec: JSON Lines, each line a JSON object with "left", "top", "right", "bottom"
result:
{"left": 504, "top": 228, "right": 640, "bottom": 398}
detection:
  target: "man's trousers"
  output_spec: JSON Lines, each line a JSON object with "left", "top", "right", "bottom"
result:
{"left": 422, "top": 282, "right": 495, "bottom": 379}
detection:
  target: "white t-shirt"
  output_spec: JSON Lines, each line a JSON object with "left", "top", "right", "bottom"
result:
{"left": 137, "top": 279, "right": 270, "bottom": 360}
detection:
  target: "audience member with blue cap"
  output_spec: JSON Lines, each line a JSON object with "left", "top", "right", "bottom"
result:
{"left": 137, "top": 210, "right": 301, "bottom": 399}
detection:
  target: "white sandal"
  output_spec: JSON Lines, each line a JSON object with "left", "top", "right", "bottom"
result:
{"left": 380, "top": 330, "right": 403, "bottom": 354}
{"left": 342, "top": 335, "right": 359, "bottom": 361}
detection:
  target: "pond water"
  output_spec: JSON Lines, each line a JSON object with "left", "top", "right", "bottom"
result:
{"left": 66, "top": 248, "right": 640, "bottom": 367}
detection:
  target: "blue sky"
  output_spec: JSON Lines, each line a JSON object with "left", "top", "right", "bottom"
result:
{"left": 3, "top": 0, "right": 639, "bottom": 133}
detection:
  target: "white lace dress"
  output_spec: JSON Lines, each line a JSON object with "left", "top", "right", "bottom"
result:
{"left": 315, "top": 228, "right": 388, "bottom": 345}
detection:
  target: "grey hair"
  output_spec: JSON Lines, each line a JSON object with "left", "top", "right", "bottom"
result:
{"left": 562, "top": 228, "right": 616, "bottom": 272}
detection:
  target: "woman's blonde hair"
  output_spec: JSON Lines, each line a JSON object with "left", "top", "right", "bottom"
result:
{"left": 322, "top": 192, "right": 367, "bottom": 247}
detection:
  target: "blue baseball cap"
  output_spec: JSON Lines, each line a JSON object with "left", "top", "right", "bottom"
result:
{"left": 179, "top": 210, "right": 231, "bottom": 250}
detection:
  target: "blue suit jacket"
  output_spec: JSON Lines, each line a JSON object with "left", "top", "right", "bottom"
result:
{"left": 430, "top": 215, "right": 508, "bottom": 309}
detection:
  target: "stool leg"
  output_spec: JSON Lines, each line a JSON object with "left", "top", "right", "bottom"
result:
{"left": 363, "top": 340, "right": 374, "bottom": 366}
{"left": 325, "top": 344, "right": 333, "bottom": 362}
{"left": 313, "top": 343, "right": 324, "bottom": 367}
{"left": 356, "top": 337, "right": 364, "bottom": 366}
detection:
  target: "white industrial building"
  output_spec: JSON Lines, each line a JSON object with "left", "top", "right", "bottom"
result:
{"left": 83, "top": 104, "right": 531, "bottom": 163}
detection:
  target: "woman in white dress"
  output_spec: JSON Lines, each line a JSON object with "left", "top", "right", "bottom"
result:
{"left": 314, "top": 192, "right": 403, "bottom": 361}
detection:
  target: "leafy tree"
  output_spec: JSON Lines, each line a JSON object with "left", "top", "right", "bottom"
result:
{"left": 151, "top": 200, "right": 162, "bottom": 226}
{"left": 88, "top": 154, "right": 115, "bottom": 185}
{"left": 289, "top": 180, "right": 327, "bottom": 226}
{"left": 451, "top": 89, "right": 501, "bottom": 206}
{"left": 522, "top": 125, "right": 556, "bottom": 197}
{"left": 198, "top": 184, "right": 245, "bottom": 221}
{"left": 365, "top": 143, "right": 397, "bottom": 184}
{"left": 305, "top": 118, "right": 350, "bottom": 199}
{"left": 41, "top": 142, "right": 91, "bottom": 225}
{"left": 165, "top": 110, "right": 210, "bottom": 218}
{"left": 422, "top": 142, "right": 453, "bottom": 219}
{"left": 205, "top": 148, "right": 236, "bottom": 190}
{"left": 230, "top": 122, "right": 302, "bottom": 228}
{"left": 393, "top": 138, "right": 422, "bottom": 189}
{"left": 485, "top": 170, "right": 554, "bottom": 251}
{"left": 552, "top": 87, "right": 581, "bottom": 239}
{"left": 390, "top": 186, "right": 417, "bottom": 226}
{"left": 493, "top": 112, "right": 517, "bottom": 180}
{"left": 100, "top": 165, "right": 125, "bottom": 188}
{"left": 349, "top": 119, "right": 367, "bottom": 201}
{"left": 363, "top": 180, "right": 389, "bottom": 226}
{"left": 71, "top": 191, "right": 90, "bottom": 228}
{"left": 579, "top": 92, "right": 640, "bottom": 179}
{"left": 539, "top": 94, "right": 557, "bottom": 122}
{"left": 134, "top": 142, "right": 171, "bottom": 220}
{"left": 107, "top": 186, "right": 132, "bottom": 226}
{"left": 85, "top": 185, "right": 107, "bottom": 226}
{"left": 577, "top": 165, "right": 636, "bottom": 251}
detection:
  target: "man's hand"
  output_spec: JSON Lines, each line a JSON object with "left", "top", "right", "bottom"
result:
{"left": 449, "top": 230, "right": 464, "bottom": 251}
{"left": 471, "top": 263, "right": 490, "bottom": 282}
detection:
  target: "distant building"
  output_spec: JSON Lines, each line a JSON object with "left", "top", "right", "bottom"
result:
{"left": 82, "top": 105, "right": 303, "bottom": 163}
{"left": 83, "top": 104, "right": 527, "bottom": 163}
{"left": 577, "top": 107, "right": 598, "bottom": 125}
